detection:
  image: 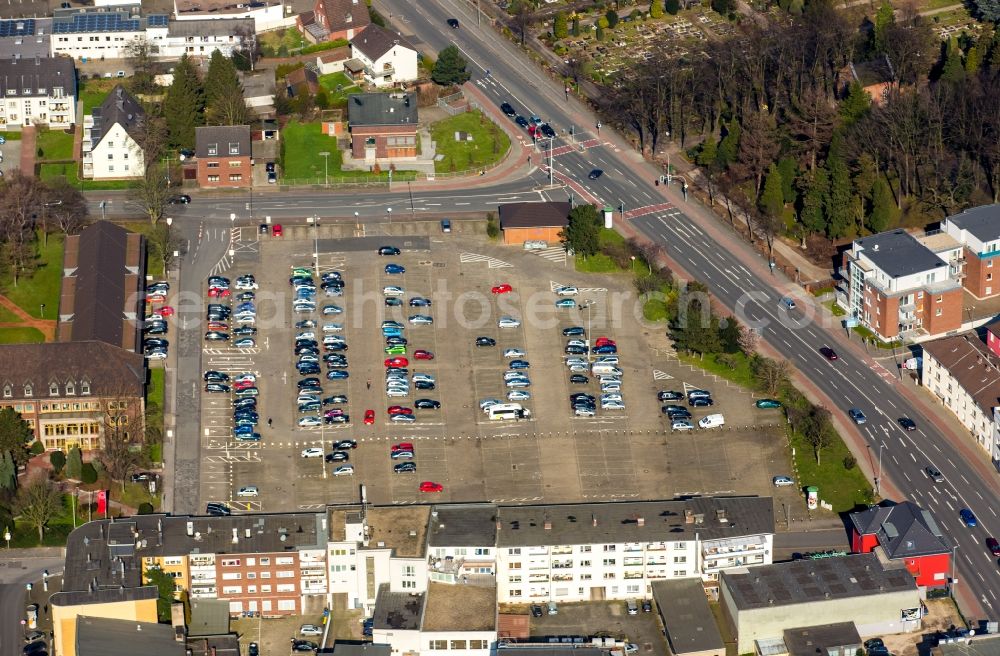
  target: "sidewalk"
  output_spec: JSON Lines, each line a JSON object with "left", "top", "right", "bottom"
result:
{"left": 19, "top": 126, "right": 35, "bottom": 175}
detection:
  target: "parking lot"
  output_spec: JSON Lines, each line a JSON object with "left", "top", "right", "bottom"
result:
{"left": 518, "top": 600, "right": 668, "bottom": 656}
{"left": 196, "top": 225, "right": 794, "bottom": 513}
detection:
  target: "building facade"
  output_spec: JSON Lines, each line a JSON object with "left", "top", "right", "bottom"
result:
{"left": 349, "top": 24, "right": 417, "bottom": 88}
{"left": 941, "top": 204, "right": 1000, "bottom": 299}
{"left": 840, "top": 229, "right": 963, "bottom": 341}
{"left": 297, "top": 0, "right": 370, "bottom": 43}
{"left": 83, "top": 85, "right": 145, "bottom": 180}
{"left": 0, "top": 55, "right": 76, "bottom": 128}
{"left": 498, "top": 202, "right": 571, "bottom": 246}
{"left": 849, "top": 501, "right": 951, "bottom": 587}
{"left": 347, "top": 92, "right": 418, "bottom": 162}
{"left": 195, "top": 125, "right": 252, "bottom": 188}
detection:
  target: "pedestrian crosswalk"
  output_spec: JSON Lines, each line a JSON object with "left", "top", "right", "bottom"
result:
{"left": 624, "top": 203, "right": 676, "bottom": 220}
{"left": 459, "top": 252, "right": 513, "bottom": 268}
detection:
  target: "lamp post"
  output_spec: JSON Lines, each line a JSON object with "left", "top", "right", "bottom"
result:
{"left": 665, "top": 130, "right": 671, "bottom": 184}
{"left": 875, "top": 440, "right": 886, "bottom": 497}
{"left": 319, "top": 151, "right": 330, "bottom": 187}
{"left": 354, "top": 211, "right": 360, "bottom": 231}
{"left": 387, "top": 207, "right": 392, "bottom": 226}
{"left": 408, "top": 181, "right": 415, "bottom": 217}
{"left": 630, "top": 255, "right": 636, "bottom": 274}
{"left": 3, "top": 527, "right": 10, "bottom": 549}
{"left": 548, "top": 137, "right": 554, "bottom": 186}
{"left": 40, "top": 303, "right": 45, "bottom": 319}
{"left": 581, "top": 300, "right": 595, "bottom": 361}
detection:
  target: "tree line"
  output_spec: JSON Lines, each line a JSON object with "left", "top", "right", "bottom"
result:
{"left": 601, "top": 0, "right": 1000, "bottom": 249}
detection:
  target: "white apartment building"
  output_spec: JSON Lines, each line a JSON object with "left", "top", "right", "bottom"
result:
{"left": 493, "top": 498, "right": 774, "bottom": 603}
{"left": 83, "top": 84, "right": 144, "bottom": 179}
{"left": 348, "top": 24, "right": 418, "bottom": 88}
{"left": 0, "top": 55, "right": 76, "bottom": 128}
{"left": 174, "top": 0, "right": 292, "bottom": 32}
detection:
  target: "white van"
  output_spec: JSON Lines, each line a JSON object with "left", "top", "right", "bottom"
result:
{"left": 591, "top": 364, "right": 623, "bottom": 375}
{"left": 698, "top": 414, "right": 725, "bottom": 429}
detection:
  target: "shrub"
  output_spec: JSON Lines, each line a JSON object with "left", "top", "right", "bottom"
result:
{"left": 66, "top": 446, "right": 83, "bottom": 480}
{"left": 30, "top": 441, "right": 45, "bottom": 455}
{"left": 49, "top": 450, "right": 66, "bottom": 474}
{"left": 486, "top": 213, "right": 500, "bottom": 240}
{"left": 843, "top": 454, "right": 857, "bottom": 470}
{"left": 137, "top": 502, "right": 155, "bottom": 515}
{"left": 716, "top": 353, "right": 740, "bottom": 369}
{"left": 81, "top": 462, "right": 98, "bottom": 484}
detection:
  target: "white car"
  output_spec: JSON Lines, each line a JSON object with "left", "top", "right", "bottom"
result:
{"left": 556, "top": 286, "right": 579, "bottom": 296}
{"left": 236, "top": 486, "right": 259, "bottom": 497}
{"left": 565, "top": 357, "right": 587, "bottom": 367}
{"left": 296, "top": 331, "right": 315, "bottom": 340}
{"left": 301, "top": 447, "right": 324, "bottom": 458}
{"left": 507, "top": 390, "right": 531, "bottom": 401}
{"left": 504, "top": 348, "right": 527, "bottom": 358}
{"left": 498, "top": 316, "right": 521, "bottom": 328}
{"left": 594, "top": 356, "right": 619, "bottom": 365}
{"left": 383, "top": 286, "right": 405, "bottom": 296}
{"left": 298, "top": 416, "right": 321, "bottom": 427}
{"left": 480, "top": 398, "right": 502, "bottom": 411}
{"left": 602, "top": 401, "right": 625, "bottom": 410}
{"left": 575, "top": 407, "right": 596, "bottom": 417}
{"left": 386, "top": 389, "right": 409, "bottom": 398}
{"left": 234, "top": 373, "right": 256, "bottom": 384}
{"left": 146, "top": 351, "right": 168, "bottom": 360}
{"left": 773, "top": 475, "right": 795, "bottom": 487}
{"left": 671, "top": 420, "right": 694, "bottom": 431}
{"left": 333, "top": 464, "right": 355, "bottom": 476}
{"left": 569, "top": 364, "right": 589, "bottom": 372}
{"left": 300, "top": 624, "right": 323, "bottom": 636}
{"left": 323, "top": 323, "right": 344, "bottom": 332}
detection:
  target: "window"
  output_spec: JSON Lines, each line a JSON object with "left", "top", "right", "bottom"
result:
{"left": 450, "top": 641, "right": 467, "bottom": 650}
{"left": 49, "top": 383, "right": 59, "bottom": 396}
{"left": 260, "top": 584, "right": 271, "bottom": 592}
{"left": 221, "top": 572, "right": 241, "bottom": 580}
{"left": 579, "top": 546, "right": 591, "bottom": 553}
{"left": 222, "top": 585, "right": 242, "bottom": 595}
{"left": 602, "top": 559, "right": 615, "bottom": 566}
{"left": 402, "top": 565, "right": 415, "bottom": 577}
{"left": 509, "top": 589, "right": 522, "bottom": 597}
{"left": 3, "top": 385, "right": 10, "bottom": 398}
{"left": 579, "top": 560, "right": 591, "bottom": 567}
{"left": 277, "top": 599, "right": 296, "bottom": 611}
{"left": 672, "top": 569, "right": 687, "bottom": 576}
{"left": 259, "top": 571, "right": 271, "bottom": 578}
{"left": 673, "top": 556, "right": 687, "bottom": 563}
{"left": 276, "top": 583, "right": 296, "bottom": 592}
{"left": 276, "top": 557, "right": 294, "bottom": 565}
{"left": 430, "top": 641, "right": 448, "bottom": 650}
{"left": 229, "top": 160, "right": 242, "bottom": 167}
{"left": 229, "top": 142, "right": 240, "bottom": 155}
{"left": 603, "top": 545, "right": 616, "bottom": 552}
{"left": 107, "top": 153, "right": 113, "bottom": 160}
{"left": 603, "top": 572, "right": 615, "bottom": 579}
{"left": 509, "top": 562, "right": 521, "bottom": 569}
{"left": 259, "top": 558, "right": 270, "bottom": 565}
{"left": 228, "top": 174, "right": 242, "bottom": 181}
{"left": 331, "top": 565, "right": 348, "bottom": 572}
{"left": 276, "top": 570, "right": 295, "bottom": 578}
{"left": 65, "top": 382, "right": 74, "bottom": 395}
{"left": 937, "top": 296, "right": 943, "bottom": 303}
{"left": 246, "top": 572, "right": 256, "bottom": 579}
{"left": 221, "top": 558, "right": 241, "bottom": 567}
{"left": 247, "top": 585, "right": 257, "bottom": 594}
{"left": 208, "top": 143, "right": 218, "bottom": 155}
{"left": 401, "top": 580, "right": 417, "bottom": 589}
{"left": 474, "top": 548, "right": 490, "bottom": 556}
{"left": 206, "top": 162, "right": 220, "bottom": 168}
{"left": 246, "top": 558, "right": 255, "bottom": 566}
{"left": 936, "top": 308, "right": 942, "bottom": 316}
{"left": 81, "top": 381, "right": 90, "bottom": 396}
{"left": 207, "top": 175, "right": 220, "bottom": 182}
{"left": 674, "top": 542, "right": 686, "bottom": 549}
{"left": 109, "top": 166, "right": 114, "bottom": 172}
{"left": 508, "top": 548, "right": 521, "bottom": 555}
{"left": 988, "top": 273, "right": 993, "bottom": 281}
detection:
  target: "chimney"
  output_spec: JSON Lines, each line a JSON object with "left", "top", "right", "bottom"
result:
{"left": 684, "top": 509, "right": 694, "bottom": 524}
{"left": 544, "top": 519, "right": 552, "bottom": 531}
{"left": 636, "top": 516, "right": 645, "bottom": 527}
{"left": 232, "top": 528, "right": 239, "bottom": 544}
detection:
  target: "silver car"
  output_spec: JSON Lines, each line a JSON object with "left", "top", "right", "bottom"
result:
{"left": 504, "top": 348, "right": 527, "bottom": 358}
{"left": 498, "top": 316, "right": 521, "bottom": 328}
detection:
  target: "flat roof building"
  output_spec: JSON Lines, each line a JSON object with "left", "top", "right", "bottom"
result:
{"left": 651, "top": 579, "right": 725, "bottom": 656}
{"left": 498, "top": 201, "right": 570, "bottom": 246}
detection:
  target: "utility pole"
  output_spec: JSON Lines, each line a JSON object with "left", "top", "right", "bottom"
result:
{"left": 549, "top": 137, "right": 554, "bottom": 186}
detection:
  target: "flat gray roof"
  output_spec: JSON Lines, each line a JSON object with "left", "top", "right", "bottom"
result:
{"left": 496, "top": 497, "right": 774, "bottom": 547}
{"left": 944, "top": 204, "right": 1000, "bottom": 243}
{"left": 783, "top": 622, "right": 861, "bottom": 655}
{"left": 347, "top": 92, "right": 417, "bottom": 126}
{"left": 854, "top": 229, "right": 947, "bottom": 278}
{"left": 333, "top": 644, "right": 393, "bottom": 656}
{"left": 428, "top": 504, "right": 497, "bottom": 547}
{"left": 652, "top": 579, "right": 725, "bottom": 655}
{"left": 721, "top": 553, "right": 916, "bottom": 611}
{"left": 372, "top": 583, "right": 424, "bottom": 631}
{"left": 76, "top": 616, "right": 185, "bottom": 656}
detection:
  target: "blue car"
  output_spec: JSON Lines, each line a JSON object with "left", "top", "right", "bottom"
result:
{"left": 556, "top": 299, "right": 576, "bottom": 308}
{"left": 385, "top": 264, "right": 406, "bottom": 275}
{"left": 593, "top": 344, "right": 618, "bottom": 355}
{"left": 237, "top": 302, "right": 256, "bottom": 312}
{"left": 327, "top": 370, "right": 350, "bottom": 380}
{"left": 960, "top": 508, "right": 978, "bottom": 527}
{"left": 233, "top": 424, "right": 256, "bottom": 436}
{"left": 509, "top": 359, "right": 531, "bottom": 369}
{"left": 848, "top": 408, "right": 867, "bottom": 425}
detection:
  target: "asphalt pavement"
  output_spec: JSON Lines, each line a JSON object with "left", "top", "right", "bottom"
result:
{"left": 0, "top": 556, "right": 64, "bottom": 656}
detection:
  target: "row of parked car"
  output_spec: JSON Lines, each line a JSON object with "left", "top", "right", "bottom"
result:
{"left": 203, "top": 274, "right": 259, "bottom": 348}
{"left": 142, "top": 280, "right": 174, "bottom": 360}
{"left": 203, "top": 369, "right": 263, "bottom": 441}
{"left": 658, "top": 389, "right": 725, "bottom": 430}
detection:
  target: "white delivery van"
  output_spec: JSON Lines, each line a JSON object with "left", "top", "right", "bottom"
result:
{"left": 698, "top": 414, "right": 725, "bottom": 429}
{"left": 591, "top": 364, "right": 623, "bottom": 375}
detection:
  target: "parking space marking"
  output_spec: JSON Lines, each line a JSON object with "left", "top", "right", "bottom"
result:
{"left": 652, "top": 370, "right": 673, "bottom": 380}
{"left": 460, "top": 252, "right": 513, "bottom": 268}
{"left": 549, "top": 281, "right": 608, "bottom": 293}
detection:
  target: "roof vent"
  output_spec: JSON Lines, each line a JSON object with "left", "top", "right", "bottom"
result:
{"left": 232, "top": 528, "right": 239, "bottom": 544}
{"left": 636, "top": 516, "right": 645, "bottom": 527}
{"left": 873, "top": 244, "right": 880, "bottom": 251}
{"left": 544, "top": 520, "right": 552, "bottom": 530}
{"left": 592, "top": 514, "right": 597, "bottom": 527}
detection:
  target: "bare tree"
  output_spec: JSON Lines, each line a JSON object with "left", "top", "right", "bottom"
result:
{"left": 44, "top": 179, "right": 89, "bottom": 236}
{"left": 125, "top": 36, "right": 158, "bottom": 94}
{"left": 510, "top": 0, "right": 535, "bottom": 46}
{"left": 15, "top": 474, "right": 62, "bottom": 542}
{"left": 206, "top": 87, "right": 251, "bottom": 126}
{"left": 99, "top": 382, "right": 145, "bottom": 492}
{"left": 148, "top": 222, "right": 184, "bottom": 273}
{"left": 734, "top": 108, "right": 780, "bottom": 196}
{"left": 803, "top": 405, "right": 834, "bottom": 465}
{"left": 737, "top": 324, "right": 760, "bottom": 356}
{"left": 0, "top": 172, "right": 42, "bottom": 285}
{"left": 751, "top": 356, "right": 790, "bottom": 396}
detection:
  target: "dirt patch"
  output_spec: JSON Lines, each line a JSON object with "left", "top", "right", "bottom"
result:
{"left": 881, "top": 597, "right": 965, "bottom": 656}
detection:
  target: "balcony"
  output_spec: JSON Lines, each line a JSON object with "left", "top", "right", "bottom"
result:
{"left": 529, "top": 574, "right": 550, "bottom": 583}
{"left": 623, "top": 571, "right": 644, "bottom": 579}
{"left": 364, "top": 64, "right": 394, "bottom": 80}
{"left": 552, "top": 561, "right": 573, "bottom": 569}
{"left": 550, "top": 546, "right": 573, "bottom": 555}
{"left": 552, "top": 574, "right": 573, "bottom": 582}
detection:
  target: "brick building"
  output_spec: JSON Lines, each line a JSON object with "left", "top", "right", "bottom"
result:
{"left": 849, "top": 501, "right": 951, "bottom": 588}
{"left": 297, "top": 0, "right": 370, "bottom": 43}
{"left": 497, "top": 202, "right": 570, "bottom": 246}
{"left": 941, "top": 204, "right": 1000, "bottom": 299}
{"left": 195, "top": 125, "right": 252, "bottom": 188}
{"left": 840, "top": 229, "right": 963, "bottom": 341}
{"left": 347, "top": 92, "right": 417, "bottom": 163}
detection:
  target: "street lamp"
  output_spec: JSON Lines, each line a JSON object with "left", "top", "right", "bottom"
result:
{"left": 39, "top": 303, "right": 45, "bottom": 319}
{"left": 387, "top": 207, "right": 392, "bottom": 225}
{"left": 319, "top": 151, "right": 330, "bottom": 187}
{"left": 354, "top": 211, "right": 360, "bottom": 230}
{"left": 875, "top": 440, "right": 886, "bottom": 497}
{"left": 664, "top": 130, "right": 671, "bottom": 183}
{"left": 630, "top": 255, "right": 636, "bottom": 274}
{"left": 4, "top": 527, "right": 10, "bottom": 549}
{"left": 581, "top": 299, "right": 595, "bottom": 360}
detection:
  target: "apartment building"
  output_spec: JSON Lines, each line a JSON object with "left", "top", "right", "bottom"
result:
{"left": 173, "top": 0, "right": 287, "bottom": 32}
{"left": 0, "top": 55, "right": 76, "bottom": 128}
{"left": 83, "top": 85, "right": 145, "bottom": 180}
{"left": 195, "top": 125, "right": 252, "bottom": 188}
{"left": 922, "top": 331, "right": 1000, "bottom": 459}
{"left": 427, "top": 504, "right": 498, "bottom": 584}
{"left": 492, "top": 497, "right": 774, "bottom": 603}
{"left": 348, "top": 23, "right": 418, "bottom": 88}
{"left": 941, "top": 204, "right": 1000, "bottom": 299}
{"left": 841, "top": 229, "right": 963, "bottom": 341}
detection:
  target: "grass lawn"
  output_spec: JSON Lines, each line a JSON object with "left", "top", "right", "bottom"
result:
{"left": 431, "top": 109, "right": 511, "bottom": 174}
{"left": 789, "top": 427, "right": 873, "bottom": 512}
{"left": 0, "top": 305, "right": 21, "bottom": 322}
{"left": 259, "top": 27, "right": 306, "bottom": 56}
{"left": 148, "top": 368, "right": 165, "bottom": 409}
{"left": 80, "top": 78, "right": 117, "bottom": 115}
{"left": 10, "top": 494, "right": 77, "bottom": 548}
{"left": 0, "top": 232, "right": 64, "bottom": 319}
{"left": 0, "top": 327, "right": 45, "bottom": 343}
{"left": 0, "top": 130, "right": 21, "bottom": 142}
{"left": 35, "top": 127, "right": 74, "bottom": 161}
{"left": 318, "top": 71, "right": 360, "bottom": 102}
{"left": 279, "top": 121, "right": 409, "bottom": 182}
{"left": 824, "top": 300, "right": 846, "bottom": 317}
{"left": 40, "top": 162, "right": 132, "bottom": 190}
{"left": 575, "top": 228, "right": 628, "bottom": 273}
{"left": 118, "top": 481, "right": 159, "bottom": 511}
{"left": 679, "top": 351, "right": 755, "bottom": 388}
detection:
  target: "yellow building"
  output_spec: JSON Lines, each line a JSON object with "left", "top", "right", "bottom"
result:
{"left": 51, "top": 587, "right": 159, "bottom": 656}
{"left": 143, "top": 554, "right": 190, "bottom": 598}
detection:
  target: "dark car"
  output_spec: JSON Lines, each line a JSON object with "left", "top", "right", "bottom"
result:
{"left": 265, "top": 161, "right": 276, "bottom": 173}
{"left": 819, "top": 347, "right": 838, "bottom": 361}
{"left": 925, "top": 466, "right": 945, "bottom": 482}
{"left": 323, "top": 395, "right": 348, "bottom": 405}
{"left": 249, "top": 643, "right": 259, "bottom": 656}
{"left": 658, "top": 390, "right": 683, "bottom": 401}
{"left": 476, "top": 336, "right": 496, "bottom": 347}
{"left": 385, "top": 297, "right": 403, "bottom": 307}
{"left": 414, "top": 380, "right": 435, "bottom": 390}
{"left": 204, "top": 370, "right": 230, "bottom": 382}
{"left": 569, "top": 374, "right": 589, "bottom": 384}
{"left": 206, "top": 502, "right": 231, "bottom": 516}
{"left": 378, "top": 246, "right": 401, "bottom": 256}
{"left": 565, "top": 345, "right": 588, "bottom": 355}
{"left": 500, "top": 102, "right": 516, "bottom": 117}
{"left": 593, "top": 344, "right": 618, "bottom": 355}
{"left": 336, "top": 440, "right": 358, "bottom": 450}
{"left": 415, "top": 398, "right": 440, "bottom": 409}
{"left": 515, "top": 115, "right": 529, "bottom": 128}
{"left": 394, "top": 462, "right": 417, "bottom": 473}
{"left": 562, "top": 326, "right": 586, "bottom": 336}
{"left": 447, "top": 17, "right": 459, "bottom": 28}
{"left": 530, "top": 604, "right": 543, "bottom": 617}
{"left": 325, "top": 451, "right": 350, "bottom": 462}
{"left": 297, "top": 377, "right": 321, "bottom": 388}
{"left": 540, "top": 123, "right": 556, "bottom": 138}
{"left": 588, "top": 169, "right": 603, "bottom": 180}
{"left": 987, "top": 537, "right": 1000, "bottom": 557}
{"left": 297, "top": 364, "right": 321, "bottom": 375}
{"left": 130, "top": 472, "right": 154, "bottom": 482}
{"left": 233, "top": 326, "right": 257, "bottom": 337}
{"left": 362, "top": 618, "right": 374, "bottom": 637}
{"left": 570, "top": 393, "right": 595, "bottom": 402}
{"left": 899, "top": 417, "right": 917, "bottom": 431}
{"left": 167, "top": 194, "right": 191, "bottom": 204}
{"left": 689, "top": 397, "right": 714, "bottom": 407}
{"left": 23, "top": 641, "right": 46, "bottom": 655}
{"left": 258, "top": 223, "right": 269, "bottom": 235}
{"left": 509, "top": 359, "right": 531, "bottom": 370}
{"left": 292, "top": 640, "right": 318, "bottom": 652}
{"left": 205, "top": 383, "right": 230, "bottom": 393}
{"left": 296, "top": 319, "right": 316, "bottom": 329}
{"left": 409, "top": 297, "right": 432, "bottom": 307}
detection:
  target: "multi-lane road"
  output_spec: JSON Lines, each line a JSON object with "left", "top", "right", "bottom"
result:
{"left": 143, "top": 0, "right": 1000, "bottom": 619}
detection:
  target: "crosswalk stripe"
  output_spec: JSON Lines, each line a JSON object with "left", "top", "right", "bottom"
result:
{"left": 459, "top": 252, "right": 513, "bottom": 269}
{"left": 652, "top": 370, "right": 673, "bottom": 380}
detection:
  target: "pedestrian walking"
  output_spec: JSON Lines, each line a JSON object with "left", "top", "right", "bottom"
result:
{"left": 366, "top": 379, "right": 372, "bottom": 390}
{"left": 267, "top": 417, "right": 273, "bottom": 427}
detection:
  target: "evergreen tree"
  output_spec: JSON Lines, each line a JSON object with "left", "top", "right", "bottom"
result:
{"left": 553, "top": 12, "right": 569, "bottom": 38}
{"left": 972, "top": 0, "right": 1000, "bottom": 22}
{"left": 560, "top": 205, "right": 601, "bottom": 257}
{"left": 719, "top": 316, "right": 742, "bottom": 354}
{"left": 853, "top": 153, "right": 878, "bottom": 202}
{"left": 49, "top": 450, "right": 66, "bottom": 475}
{"left": 571, "top": 17, "right": 581, "bottom": 36}
{"left": 965, "top": 44, "right": 983, "bottom": 74}
{"left": 204, "top": 50, "right": 240, "bottom": 107}
{"left": 868, "top": 177, "right": 897, "bottom": 232}
{"left": 0, "top": 407, "right": 33, "bottom": 467}
{"left": 716, "top": 120, "right": 740, "bottom": 169}
{"left": 697, "top": 138, "right": 718, "bottom": 168}
{"left": 798, "top": 167, "right": 829, "bottom": 235}
{"left": 873, "top": 1, "right": 896, "bottom": 53}
{"left": 825, "top": 151, "right": 853, "bottom": 238}
{"left": 431, "top": 45, "right": 471, "bottom": 86}
{"left": 788, "top": 0, "right": 803, "bottom": 15}
{"left": 777, "top": 157, "right": 798, "bottom": 204}
{"left": 0, "top": 451, "right": 15, "bottom": 490}
{"left": 759, "top": 163, "right": 785, "bottom": 220}
{"left": 605, "top": 9, "right": 619, "bottom": 28}
{"left": 66, "top": 445, "right": 82, "bottom": 480}
{"left": 941, "top": 40, "right": 966, "bottom": 83}
{"left": 596, "top": 24, "right": 605, "bottom": 41}
{"left": 163, "top": 55, "right": 204, "bottom": 150}
{"left": 665, "top": 0, "right": 680, "bottom": 13}
{"left": 839, "top": 81, "right": 871, "bottom": 125}
{"left": 649, "top": 0, "right": 663, "bottom": 18}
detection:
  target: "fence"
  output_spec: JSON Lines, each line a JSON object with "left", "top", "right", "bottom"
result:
{"left": 437, "top": 90, "right": 470, "bottom": 116}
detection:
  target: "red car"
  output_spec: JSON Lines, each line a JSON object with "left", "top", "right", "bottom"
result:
{"left": 159, "top": 306, "right": 175, "bottom": 317}
{"left": 207, "top": 322, "right": 229, "bottom": 331}
{"left": 233, "top": 380, "right": 255, "bottom": 391}
{"left": 146, "top": 293, "right": 167, "bottom": 303}
{"left": 364, "top": 409, "right": 375, "bottom": 425}
{"left": 387, "top": 406, "right": 413, "bottom": 416}
{"left": 391, "top": 442, "right": 414, "bottom": 452}
{"left": 491, "top": 284, "right": 513, "bottom": 294}
{"left": 384, "top": 357, "right": 409, "bottom": 368}
{"left": 413, "top": 350, "right": 434, "bottom": 360}
{"left": 594, "top": 337, "right": 616, "bottom": 347}
{"left": 420, "top": 481, "right": 444, "bottom": 493}
{"left": 272, "top": 224, "right": 283, "bottom": 237}
{"left": 208, "top": 287, "right": 231, "bottom": 298}
{"left": 988, "top": 537, "right": 1000, "bottom": 557}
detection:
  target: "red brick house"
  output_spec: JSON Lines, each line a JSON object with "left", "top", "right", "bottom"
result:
{"left": 297, "top": 0, "right": 370, "bottom": 44}
{"left": 347, "top": 92, "right": 417, "bottom": 164}
{"left": 285, "top": 66, "right": 319, "bottom": 98}
{"left": 196, "top": 125, "right": 252, "bottom": 189}
{"left": 849, "top": 501, "right": 951, "bottom": 588}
